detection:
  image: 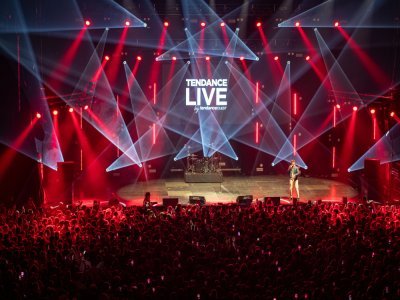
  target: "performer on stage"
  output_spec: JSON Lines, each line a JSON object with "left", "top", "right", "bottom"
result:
{"left": 143, "top": 192, "right": 151, "bottom": 209}
{"left": 288, "top": 160, "right": 301, "bottom": 200}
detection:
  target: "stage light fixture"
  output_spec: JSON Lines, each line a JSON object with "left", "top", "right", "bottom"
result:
{"left": 352, "top": 106, "right": 358, "bottom": 111}
{"left": 274, "top": 56, "right": 279, "bottom": 61}
{"left": 295, "top": 21, "right": 300, "bottom": 27}
{"left": 220, "top": 22, "right": 225, "bottom": 27}
{"left": 52, "top": 110, "right": 58, "bottom": 116}
{"left": 240, "top": 56, "right": 244, "bottom": 61}
{"left": 256, "top": 22, "right": 262, "bottom": 27}
{"left": 164, "top": 21, "right": 169, "bottom": 27}
{"left": 84, "top": 105, "right": 89, "bottom": 110}
{"left": 172, "top": 56, "right": 177, "bottom": 61}
{"left": 68, "top": 107, "right": 74, "bottom": 113}
{"left": 125, "top": 20, "right": 131, "bottom": 26}
{"left": 370, "top": 108, "right": 376, "bottom": 114}
{"left": 200, "top": 22, "right": 206, "bottom": 27}
{"left": 105, "top": 55, "right": 110, "bottom": 61}
{"left": 36, "top": 113, "right": 41, "bottom": 119}
{"left": 85, "top": 20, "right": 91, "bottom": 27}
{"left": 205, "top": 56, "right": 210, "bottom": 61}
{"left": 390, "top": 111, "right": 395, "bottom": 117}
{"left": 136, "top": 56, "right": 142, "bottom": 61}
{"left": 336, "top": 104, "right": 341, "bottom": 109}
{"left": 334, "top": 21, "right": 339, "bottom": 27}
{"left": 305, "top": 55, "right": 310, "bottom": 61}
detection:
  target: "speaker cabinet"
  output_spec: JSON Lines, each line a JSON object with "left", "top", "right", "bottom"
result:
{"left": 236, "top": 195, "right": 253, "bottom": 206}
{"left": 189, "top": 195, "right": 206, "bottom": 205}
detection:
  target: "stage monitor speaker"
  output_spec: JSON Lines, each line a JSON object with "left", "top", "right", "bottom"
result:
{"left": 236, "top": 195, "right": 253, "bottom": 206}
{"left": 163, "top": 197, "right": 179, "bottom": 207}
{"left": 189, "top": 195, "right": 206, "bottom": 205}
{"left": 264, "top": 196, "right": 280, "bottom": 206}
{"left": 364, "top": 158, "right": 384, "bottom": 203}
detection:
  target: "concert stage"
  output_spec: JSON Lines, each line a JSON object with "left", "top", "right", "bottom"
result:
{"left": 184, "top": 171, "right": 223, "bottom": 183}
{"left": 116, "top": 175, "right": 358, "bottom": 206}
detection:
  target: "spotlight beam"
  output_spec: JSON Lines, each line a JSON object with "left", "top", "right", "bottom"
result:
{"left": 273, "top": 29, "right": 395, "bottom": 165}
{"left": 0, "top": 0, "right": 146, "bottom": 33}
{"left": 349, "top": 123, "right": 400, "bottom": 172}
{"left": 62, "top": 29, "right": 141, "bottom": 167}
{"left": 0, "top": 0, "right": 63, "bottom": 170}
{"left": 156, "top": 0, "right": 258, "bottom": 61}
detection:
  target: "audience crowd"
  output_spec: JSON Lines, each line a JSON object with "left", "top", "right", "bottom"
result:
{"left": 0, "top": 199, "right": 399, "bottom": 299}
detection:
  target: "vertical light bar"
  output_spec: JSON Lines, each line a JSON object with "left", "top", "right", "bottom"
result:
{"left": 293, "top": 93, "right": 297, "bottom": 115}
{"left": 333, "top": 105, "right": 336, "bottom": 128}
{"left": 80, "top": 106, "right": 83, "bottom": 171}
{"left": 80, "top": 107, "right": 83, "bottom": 129}
{"left": 80, "top": 148, "right": 83, "bottom": 171}
{"left": 373, "top": 117, "right": 376, "bottom": 140}
{"left": 332, "top": 146, "right": 336, "bottom": 169}
{"left": 38, "top": 153, "right": 44, "bottom": 180}
{"left": 152, "top": 123, "right": 156, "bottom": 145}
{"left": 255, "top": 82, "right": 259, "bottom": 104}
{"left": 153, "top": 82, "right": 157, "bottom": 104}
{"left": 116, "top": 94, "right": 120, "bottom": 157}
{"left": 293, "top": 134, "right": 297, "bottom": 156}
{"left": 255, "top": 121, "right": 259, "bottom": 143}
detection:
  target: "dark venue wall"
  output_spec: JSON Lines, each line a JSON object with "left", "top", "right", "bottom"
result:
{"left": 0, "top": 53, "right": 41, "bottom": 207}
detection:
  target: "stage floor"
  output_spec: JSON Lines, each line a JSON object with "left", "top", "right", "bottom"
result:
{"left": 116, "top": 175, "right": 358, "bottom": 206}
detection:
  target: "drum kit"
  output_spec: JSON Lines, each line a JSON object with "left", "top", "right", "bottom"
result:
{"left": 187, "top": 153, "right": 220, "bottom": 173}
